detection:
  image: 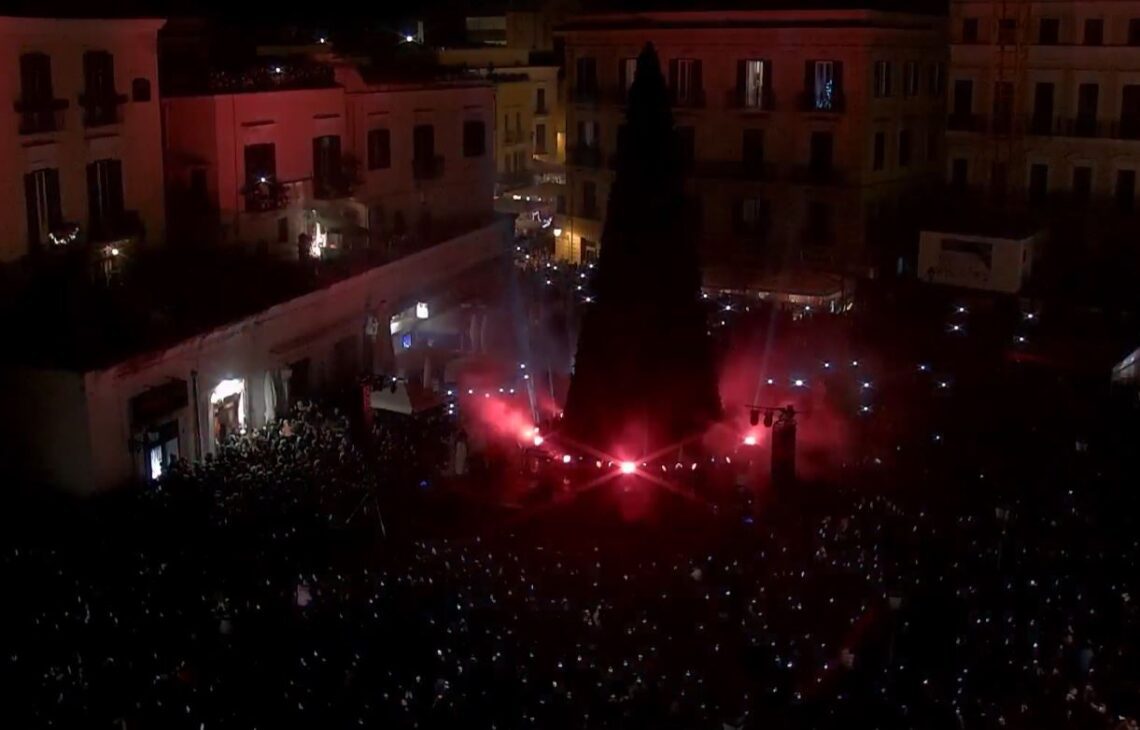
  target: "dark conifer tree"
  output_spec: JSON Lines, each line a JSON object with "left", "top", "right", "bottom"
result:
{"left": 563, "top": 43, "right": 721, "bottom": 454}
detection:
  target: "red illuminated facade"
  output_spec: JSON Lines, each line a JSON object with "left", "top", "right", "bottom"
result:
{"left": 0, "top": 17, "right": 166, "bottom": 263}
{"left": 555, "top": 9, "right": 947, "bottom": 284}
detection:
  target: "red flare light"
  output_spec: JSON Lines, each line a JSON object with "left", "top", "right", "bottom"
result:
{"left": 619, "top": 461, "right": 637, "bottom": 475}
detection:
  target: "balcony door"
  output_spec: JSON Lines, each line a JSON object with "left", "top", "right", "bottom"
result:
{"left": 992, "top": 82, "right": 1014, "bottom": 134}
{"left": 1032, "top": 83, "right": 1054, "bottom": 134}
{"left": 20, "top": 53, "right": 53, "bottom": 102}
{"left": 312, "top": 135, "right": 342, "bottom": 197}
{"left": 413, "top": 124, "right": 435, "bottom": 161}
{"left": 244, "top": 143, "right": 277, "bottom": 186}
{"left": 24, "top": 167, "right": 62, "bottom": 248}
{"left": 1076, "top": 84, "right": 1099, "bottom": 136}
{"left": 1121, "top": 86, "right": 1140, "bottom": 139}
{"left": 87, "top": 158, "right": 125, "bottom": 238}
{"left": 809, "top": 131, "right": 833, "bottom": 176}
{"left": 670, "top": 58, "right": 702, "bottom": 105}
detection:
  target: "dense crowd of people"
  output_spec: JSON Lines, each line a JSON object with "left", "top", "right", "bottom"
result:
{"left": 5, "top": 249, "right": 1139, "bottom": 728}
{"left": 5, "top": 377, "right": 1140, "bottom": 729}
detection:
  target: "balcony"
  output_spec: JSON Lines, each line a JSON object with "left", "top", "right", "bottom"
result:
{"left": 412, "top": 155, "right": 445, "bottom": 181}
{"left": 578, "top": 204, "right": 601, "bottom": 221}
{"left": 1118, "top": 116, "right": 1140, "bottom": 140}
{"left": 79, "top": 90, "right": 128, "bottom": 128}
{"left": 14, "top": 97, "right": 68, "bottom": 135}
{"left": 569, "top": 145, "right": 604, "bottom": 168}
{"left": 725, "top": 88, "right": 776, "bottom": 112}
{"left": 1028, "top": 114, "right": 1056, "bottom": 136}
{"left": 534, "top": 103, "right": 549, "bottom": 117}
{"left": 692, "top": 159, "right": 775, "bottom": 181}
{"left": 88, "top": 210, "right": 143, "bottom": 244}
{"left": 570, "top": 86, "right": 601, "bottom": 105}
{"left": 1057, "top": 116, "right": 1110, "bottom": 139}
{"left": 671, "top": 88, "right": 707, "bottom": 110}
{"left": 947, "top": 113, "right": 985, "bottom": 132}
{"left": 798, "top": 90, "right": 846, "bottom": 114}
{"left": 312, "top": 175, "right": 355, "bottom": 201}
{"left": 242, "top": 178, "right": 290, "bottom": 212}
{"left": 786, "top": 164, "right": 846, "bottom": 186}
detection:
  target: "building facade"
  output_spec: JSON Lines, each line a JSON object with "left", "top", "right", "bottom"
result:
{"left": 0, "top": 16, "right": 166, "bottom": 264}
{"left": 555, "top": 9, "right": 947, "bottom": 283}
{"left": 162, "top": 64, "right": 496, "bottom": 255}
{"left": 437, "top": 48, "right": 564, "bottom": 190}
{"left": 947, "top": 0, "right": 1140, "bottom": 215}
{"left": 0, "top": 220, "right": 510, "bottom": 492}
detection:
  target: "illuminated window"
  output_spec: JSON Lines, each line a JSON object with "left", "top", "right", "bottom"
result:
{"left": 670, "top": 58, "right": 702, "bottom": 105}
{"left": 806, "top": 60, "right": 840, "bottom": 110}
{"left": 621, "top": 57, "right": 637, "bottom": 95}
{"left": 874, "top": 60, "right": 892, "bottom": 98}
{"left": 739, "top": 59, "right": 771, "bottom": 109}
{"left": 904, "top": 61, "right": 919, "bottom": 97}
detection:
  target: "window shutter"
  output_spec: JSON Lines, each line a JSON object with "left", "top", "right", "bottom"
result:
{"left": 834, "top": 61, "right": 845, "bottom": 98}
{"left": 693, "top": 59, "right": 703, "bottom": 94}
{"left": 618, "top": 59, "right": 627, "bottom": 97}
{"left": 736, "top": 59, "right": 747, "bottom": 103}
{"left": 669, "top": 58, "right": 679, "bottom": 97}
{"left": 804, "top": 60, "right": 814, "bottom": 94}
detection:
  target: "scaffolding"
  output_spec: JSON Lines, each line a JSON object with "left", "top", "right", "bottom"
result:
{"left": 988, "top": 0, "right": 1032, "bottom": 200}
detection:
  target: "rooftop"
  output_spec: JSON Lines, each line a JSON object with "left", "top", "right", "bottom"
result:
{"left": 0, "top": 215, "right": 498, "bottom": 372}
{"left": 558, "top": 3, "right": 947, "bottom": 32}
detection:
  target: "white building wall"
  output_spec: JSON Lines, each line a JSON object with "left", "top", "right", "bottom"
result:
{"left": 3, "top": 217, "right": 508, "bottom": 493}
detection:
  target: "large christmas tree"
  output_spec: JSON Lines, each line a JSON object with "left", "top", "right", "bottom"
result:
{"left": 563, "top": 43, "right": 721, "bottom": 455}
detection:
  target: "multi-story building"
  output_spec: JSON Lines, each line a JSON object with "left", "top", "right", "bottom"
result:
{"left": 0, "top": 16, "right": 166, "bottom": 264}
{"left": 162, "top": 60, "right": 495, "bottom": 255}
{"left": 555, "top": 9, "right": 947, "bottom": 284}
{"left": 947, "top": 0, "right": 1140, "bottom": 217}
{"left": 1, "top": 34, "right": 512, "bottom": 492}
{"left": 437, "top": 47, "right": 563, "bottom": 190}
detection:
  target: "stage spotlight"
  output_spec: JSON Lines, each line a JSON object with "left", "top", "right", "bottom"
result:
{"left": 763, "top": 411, "right": 774, "bottom": 428}
{"left": 619, "top": 461, "right": 637, "bottom": 475}
{"left": 793, "top": 378, "right": 805, "bottom": 387}
{"left": 750, "top": 409, "right": 760, "bottom": 426}
{"left": 743, "top": 435, "right": 758, "bottom": 446}
{"left": 562, "top": 454, "right": 572, "bottom": 464}
{"left": 533, "top": 435, "right": 544, "bottom": 447}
